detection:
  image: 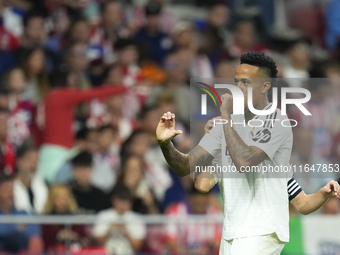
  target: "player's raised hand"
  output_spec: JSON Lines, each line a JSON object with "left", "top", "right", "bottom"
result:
{"left": 204, "top": 116, "right": 221, "bottom": 133}
{"left": 322, "top": 180, "right": 340, "bottom": 198}
{"left": 156, "top": 112, "right": 183, "bottom": 144}
{"left": 220, "top": 93, "right": 233, "bottom": 116}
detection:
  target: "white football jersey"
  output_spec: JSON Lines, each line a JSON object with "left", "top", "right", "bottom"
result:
{"left": 198, "top": 103, "right": 293, "bottom": 242}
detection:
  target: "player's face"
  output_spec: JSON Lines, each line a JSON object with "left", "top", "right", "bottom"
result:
{"left": 234, "top": 64, "right": 268, "bottom": 110}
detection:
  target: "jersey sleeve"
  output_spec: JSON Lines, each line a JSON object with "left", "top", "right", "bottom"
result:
{"left": 198, "top": 124, "right": 222, "bottom": 158}
{"left": 247, "top": 114, "right": 292, "bottom": 162}
{"left": 287, "top": 178, "right": 303, "bottom": 201}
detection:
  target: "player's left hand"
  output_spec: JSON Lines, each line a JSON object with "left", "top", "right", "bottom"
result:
{"left": 204, "top": 116, "right": 221, "bottom": 133}
{"left": 220, "top": 93, "right": 233, "bottom": 116}
{"left": 322, "top": 180, "right": 340, "bottom": 198}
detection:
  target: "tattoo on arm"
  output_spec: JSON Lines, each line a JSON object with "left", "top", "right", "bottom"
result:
{"left": 189, "top": 145, "right": 214, "bottom": 176}
{"left": 159, "top": 141, "right": 190, "bottom": 177}
{"left": 223, "top": 123, "right": 267, "bottom": 171}
{"left": 159, "top": 142, "right": 213, "bottom": 177}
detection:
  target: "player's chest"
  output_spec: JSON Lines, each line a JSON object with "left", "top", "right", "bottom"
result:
{"left": 221, "top": 125, "right": 255, "bottom": 156}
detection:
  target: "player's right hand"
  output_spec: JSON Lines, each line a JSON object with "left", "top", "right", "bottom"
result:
{"left": 204, "top": 116, "right": 221, "bottom": 133}
{"left": 156, "top": 112, "right": 183, "bottom": 144}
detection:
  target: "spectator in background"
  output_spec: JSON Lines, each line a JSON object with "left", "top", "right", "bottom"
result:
{"left": 133, "top": 0, "right": 176, "bottom": 34}
{"left": 138, "top": 106, "right": 173, "bottom": 203}
{"left": 0, "top": 174, "right": 43, "bottom": 254}
{"left": 134, "top": 2, "right": 173, "bottom": 65}
{"left": 74, "top": 127, "right": 98, "bottom": 154}
{"left": 103, "top": 63, "right": 124, "bottom": 87}
{"left": 3, "top": 68, "right": 33, "bottom": 148}
{"left": 120, "top": 130, "right": 150, "bottom": 160}
{"left": 290, "top": 80, "right": 334, "bottom": 158}
{"left": 17, "top": 11, "right": 60, "bottom": 70}
{"left": 323, "top": 62, "right": 340, "bottom": 160}
{"left": 155, "top": 92, "right": 187, "bottom": 144}
{"left": 88, "top": 63, "right": 140, "bottom": 131}
{"left": 118, "top": 154, "right": 160, "bottom": 214}
{"left": 324, "top": 61, "right": 340, "bottom": 109}
{"left": 46, "top": 17, "right": 91, "bottom": 64}
{"left": 36, "top": 77, "right": 125, "bottom": 183}
{"left": 290, "top": 129, "right": 336, "bottom": 195}
{"left": 20, "top": 11, "right": 46, "bottom": 48}
{"left": 13, "top": 141, "right": 48, "bottom": 214}
{"left": 0, "top": 1, "right": 20, "bottom": 52}
{"left": 282, "top": 40, "right": 311, "bottom": 88}
{"left": 147, "top": 52, "right": 190, "bottom": 126}
{"left": 138, "top": 105, "right": 163, "bottom": 152}
{"left": 42, "top": 184, "right": 89, "bottom": 252}
{"left": 93, "top": 184, "right": 146, "bottom": 255}
{"left": 19, "top": 47, "right": 50, "bottom": 104}
{"left": 55, "top": 127, "right": 98, "bottom": 184}
{"left": 64, "top": 41, "right": 92, "bottom": 90}
{"left": 223, "top": 18, "right": 266, "bottom": 60}
{"left": 114, "top": 38, "right": 141, "bottom": 87}
{"left": 91, "top": 125, "right": 120, "bottom": 193}
{"left": 199, "top": 3, "right": 229, "bottom": 68}
{"left": 103, "top": 92, "right": 137, "bottom": 140}
{"left": 214, "top": 60, "right": 237, "bottom": 78}
{"left": 89, "top": 0, "right": 129, "bottom": 64}
{"left": 173, "top": 22, "right": 213, "bottom": 78}
{"left": 165, "top": 187, "right": 221, "bottom": 255}
{"left": 120, "top": 128, "right": 173, "bottom": 206}
{"left": 1, "top": 1, "right": 29, "bottom": 38}
{"left": 69, "top": 150, "right": 111, "bottom": 214}
{"left": 0, "top": 108, "right": 15, "bottom": 175}
{"left": 66, "top": 17, "right": 91, "bottom": 46}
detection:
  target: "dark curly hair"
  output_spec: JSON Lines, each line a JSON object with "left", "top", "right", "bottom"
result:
{"left": 240, "top": 51, "right": 278, "bottom": 78}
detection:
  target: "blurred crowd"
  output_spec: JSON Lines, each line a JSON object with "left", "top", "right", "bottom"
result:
{"left": 0, "top": 0, "right": 339, "bottom": 254}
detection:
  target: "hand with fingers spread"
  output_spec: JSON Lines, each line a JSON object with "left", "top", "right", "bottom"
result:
{"left": 322, "top": 180, "right": 340, "bottom": 198}
{"left": 204, "top": 116, "right": 222, "bottom": 133}
{"left": 156, "top": 111, "right": 183, "bottom": 144}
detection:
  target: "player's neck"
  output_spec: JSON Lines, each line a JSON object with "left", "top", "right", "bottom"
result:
{"left": 245, "top": 98, "right": 269, "bottom": 122}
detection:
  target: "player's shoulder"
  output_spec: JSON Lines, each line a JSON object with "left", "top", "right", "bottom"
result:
{"left": 257, "top": 107, "right": 291, "bottom": 130}
{"left": 272, "top": 107, "right": 289, "bottom": 121}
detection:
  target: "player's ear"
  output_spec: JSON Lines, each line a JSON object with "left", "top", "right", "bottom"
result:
{"left": 262, "top": 81, "right": 271, "bottom": 94}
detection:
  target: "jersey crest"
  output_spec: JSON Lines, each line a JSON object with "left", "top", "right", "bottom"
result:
{"left": 249, "top": 127, "right": 255, "bottom": 139}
